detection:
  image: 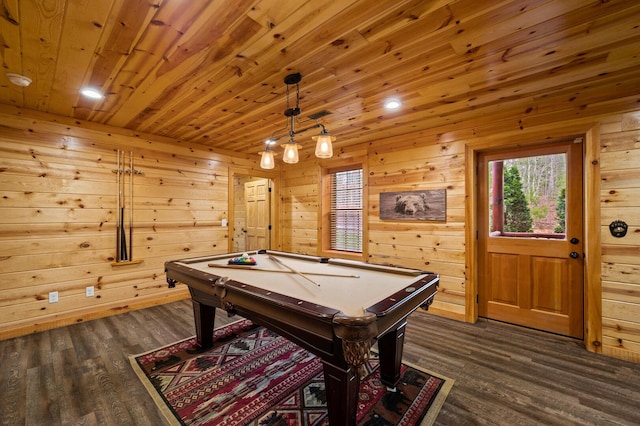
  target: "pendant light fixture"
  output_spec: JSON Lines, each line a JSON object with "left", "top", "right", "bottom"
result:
{"left": 260, "top": 73, "right": 335, "bottom": 168}
{"left": 313, "top": 127, "right": 335, "bottom": 158}
{"left": 259, "top": 143, "right": 276, "bottom": 169}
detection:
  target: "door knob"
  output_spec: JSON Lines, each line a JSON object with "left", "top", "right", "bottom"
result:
{"left": 570, "top": 238, "right": 579, "bottom": 244}
{"left": 569, "top": 251, "right": 580, "bottom": 259}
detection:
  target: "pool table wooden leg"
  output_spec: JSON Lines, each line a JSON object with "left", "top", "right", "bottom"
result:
{"left": 191, "top": 300, "right": 216, "bottom": 350}
{"left": 377, "top": 320, "right": 407, "bottom": 388}
{"left": 322, "top": 361, "right": 359, "bottom": 426}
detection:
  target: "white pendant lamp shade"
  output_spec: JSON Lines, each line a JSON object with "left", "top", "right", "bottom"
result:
{"left": 260, "top": 150, "right": 275, "bottom": 169}
{"left": 313, "top": 132, "right": 335, "bottom": 159}
{"left": 282, "top": 141, "right": 300, "bottom": 164}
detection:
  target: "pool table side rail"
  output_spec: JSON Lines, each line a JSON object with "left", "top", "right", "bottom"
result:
{"left": 167, "top": 250, "right": 436, "bottom": 277}
{"left": 166, "top": 250, "right": 327, "bottom": 266}
{"left": 366, "top": 273, "right": 439, "bottom": 315}
{"left": 327, "top": 258, "right": 435, "bottom": 276}
{"left": 164, "top": 260, "right": 341, "bottom": 320}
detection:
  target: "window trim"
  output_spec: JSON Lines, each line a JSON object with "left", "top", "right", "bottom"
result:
{"left": 319, "top": 160, "right": 367, "bottom": 261}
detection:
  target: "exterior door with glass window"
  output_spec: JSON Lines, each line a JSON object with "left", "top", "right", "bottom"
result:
{"left": 478, "top": 141, "right": 584, "bottom": 338}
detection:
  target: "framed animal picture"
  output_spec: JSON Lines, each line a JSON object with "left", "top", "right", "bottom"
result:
{"left": 379, "top": 189, "right": 446, "bottom": 221}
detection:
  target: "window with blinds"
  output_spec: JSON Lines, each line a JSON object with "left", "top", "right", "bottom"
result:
{"left": 330, "top": 168, "right": 363, "bottom": 252}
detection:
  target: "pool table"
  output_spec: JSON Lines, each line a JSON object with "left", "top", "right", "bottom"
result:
{"left": 165, "top": 250, "right": 438, "bottom": 426}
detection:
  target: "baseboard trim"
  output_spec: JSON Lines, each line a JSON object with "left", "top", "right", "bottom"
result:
{"left": 0, "top": 290, "right": 190, "bottom": 341}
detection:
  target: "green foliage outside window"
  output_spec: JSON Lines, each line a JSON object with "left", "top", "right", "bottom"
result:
{"left": 503, "top": 166, "right": 533, "bottom": 232}
{"left": 554, "top": 188, "right": 566, "bottom": 233}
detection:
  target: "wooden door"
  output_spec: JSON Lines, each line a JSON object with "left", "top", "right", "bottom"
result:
{"left": 244, "top": 179, "right": 270, "bottom": 250}
{"left": 478, "top": 141, "right": 584, "bottom": 338}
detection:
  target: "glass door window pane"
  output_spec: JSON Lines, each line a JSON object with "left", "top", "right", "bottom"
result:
{"left": 488, "top": 153, "right": 566, "bottom": 238}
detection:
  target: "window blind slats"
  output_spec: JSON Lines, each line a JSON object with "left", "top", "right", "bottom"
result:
{"left": 330, "top": 169, "right": 363, "bottom": 253}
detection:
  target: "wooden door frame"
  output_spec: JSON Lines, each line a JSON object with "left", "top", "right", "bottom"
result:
{"left": 228, "top": 167, "right": 282, "bottom": 253}
{"left": 464, "top": 124, "right": 602, "bottom": 353}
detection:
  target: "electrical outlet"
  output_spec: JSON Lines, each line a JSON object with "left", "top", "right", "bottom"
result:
{"left": 49, "top": 291, "right": 59, "bottom": 303}
{"left": 86, "top": 286, "right": 95, "bottom": 297}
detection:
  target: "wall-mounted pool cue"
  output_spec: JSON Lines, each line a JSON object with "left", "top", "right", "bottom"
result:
{"left": 116, "top": 150, "right": 121, "bottom": 260}
{"left": 129, "top": 151, "right": 133, "bottom": 260}
{"left": 118, "top": 149, "right": 128, "bottom": 261}
{"left": 113, "top": 150, "right": 144, "bottom": 263}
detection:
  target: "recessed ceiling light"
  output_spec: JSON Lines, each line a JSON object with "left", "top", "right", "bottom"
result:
{"left": 80, "top": 87, "right": 104, "bottom": 99}
{"left": 384, "top": 98, "right": 402, "bottom": 110}
{"left": 6, "top": 73, "right": 32, "bottom": 87}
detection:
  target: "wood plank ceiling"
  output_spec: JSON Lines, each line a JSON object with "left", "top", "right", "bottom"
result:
{"left": 1, "top": 0, "right": 640, "bottom": 158}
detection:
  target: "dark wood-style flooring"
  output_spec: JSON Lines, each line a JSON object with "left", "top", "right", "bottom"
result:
{"left": 1, "top": 300, "right": 639, "bottom": 425}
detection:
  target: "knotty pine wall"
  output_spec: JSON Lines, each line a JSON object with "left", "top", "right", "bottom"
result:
{"left": 600, "top": 113, "right": 640, "bottom": 362}
{"left": 1, "top": 105, "right": 639, "bottom": 364}
{"left": 280, "top": 110, "right": 640, "bottom": 364}
{"left": 0, "top": 107, "right": 259, "bottom": 340}
{"left": 280, "top": 142, "right": 466, "bottom": 318}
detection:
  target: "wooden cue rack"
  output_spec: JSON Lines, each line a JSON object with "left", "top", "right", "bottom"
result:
{"left": 111, "top": 150, "right": 144, "bottom": 266}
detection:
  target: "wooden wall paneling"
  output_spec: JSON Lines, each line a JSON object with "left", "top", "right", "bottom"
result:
{"left": 365, "top": 231, "right": 464, "bottom": 251}
{"left": 365, "top": 139, "right": 466, "bottom": 318}
{"left": 602, "top": 245, "right": 640, "bottom": 265}
{"left": 280, "top": 163, "right": 320, "bottom": 254}
{"left": 602, "top": 280, "right": 640, "bottom": 304}
{"left": 368, "top": 221, "right": 465, "bottom": 234}
{"left": 598, "top": 111, "right": 640, "bottom": 358}
{"left": 0, "top": 110, "right": 262, "bottom": 340}
{"left": 233, "top": 175, "right": 248, "bottom": 252}
{"left": 0, "top": 106, "right": 254, "bottom": 167}
{"left": 601, "top": 207, "right": 640, "bottom": 226}
{"left": 601, "top": 317, "right": 640, "bottom": 361}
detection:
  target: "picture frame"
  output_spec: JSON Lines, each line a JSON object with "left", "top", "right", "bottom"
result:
{"left": 379, "top": 189, "right": 446, "bottom": 221}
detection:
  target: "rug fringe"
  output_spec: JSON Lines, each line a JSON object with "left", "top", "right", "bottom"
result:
{"left": 128, "top": 354, "right": 182, "bottom": 426}
{"left": 403, "top": 361, "right": 455, "bottom": 426}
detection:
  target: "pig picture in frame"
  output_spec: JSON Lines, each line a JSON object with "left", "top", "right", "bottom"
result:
{"left": 379, "top": 189, "right": 446, "bottom": 221}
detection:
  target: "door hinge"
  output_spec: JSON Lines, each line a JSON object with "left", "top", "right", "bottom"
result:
{"left": 476, "top": 230, "right": 479, "bottom": 240}
{"left": 476, "top": 294, "right": 479, "bottom": 304}
{"left": 268, "top": 187, "right": 272, "bottom": 193}
{"left": 268, "top": 225, "right": 272, "bottom": 230}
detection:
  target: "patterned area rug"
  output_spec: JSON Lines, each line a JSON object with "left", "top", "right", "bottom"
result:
{"left": 130, "top": 319, "right": 453, "bottom": 425}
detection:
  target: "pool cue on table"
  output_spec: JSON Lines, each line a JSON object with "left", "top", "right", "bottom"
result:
{"left": 207, "top": 263, "right": 359, "bottom": 278}
{"left": 268, "top": 255, "right": 321, "bottom": 287}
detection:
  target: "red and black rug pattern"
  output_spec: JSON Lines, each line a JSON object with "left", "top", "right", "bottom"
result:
{"left": 131, "top": 320, "right": 451, "bottom": 425}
